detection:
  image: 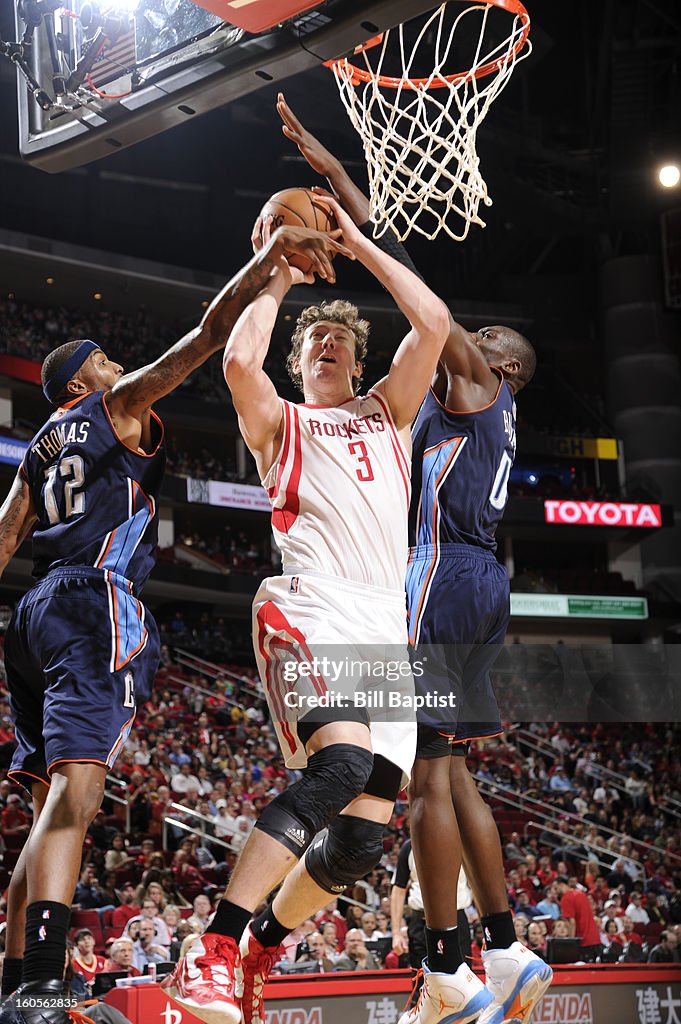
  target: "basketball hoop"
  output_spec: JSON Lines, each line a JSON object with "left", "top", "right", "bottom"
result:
{"left": 326, "top": 0, "right": 531, "bottom": 242}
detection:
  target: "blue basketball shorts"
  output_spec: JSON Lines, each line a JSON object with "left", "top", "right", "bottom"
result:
{"left": 406, "top": 543, "right": 509, "bottom": 751}
{"left": 6, "top": 566, "right": 159, "bottom": 790}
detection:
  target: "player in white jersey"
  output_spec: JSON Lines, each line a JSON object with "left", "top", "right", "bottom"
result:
{"left": 164, "top": 201, "right": 449, "bottom": 1024}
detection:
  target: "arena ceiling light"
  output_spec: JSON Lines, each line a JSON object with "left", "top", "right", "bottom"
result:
{"left": 658, "top": 164, "right": 681, "bottom": 188}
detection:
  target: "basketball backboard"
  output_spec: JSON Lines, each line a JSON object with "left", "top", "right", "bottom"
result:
{"left": 7, "top": 0, "right": 441, "bottom": 172}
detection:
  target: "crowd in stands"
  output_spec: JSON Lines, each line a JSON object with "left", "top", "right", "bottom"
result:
{"left": 1, "top": 618, "right": 679, "bottom": 991}
{"left": 0, "top": 295, "right": 615, "bottom": 442}
{"left": 158, "top": 525, "right": 274, "bottom": 578}
{"left": 165, "top": 437, "right": 240, "bottom": 483}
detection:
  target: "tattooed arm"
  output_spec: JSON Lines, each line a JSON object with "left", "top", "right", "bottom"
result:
{"left": 106, "top": 226, "right": 349, "bottom": 451}
{"left": 0, "top": 473, "right": 37, "bottom": 577}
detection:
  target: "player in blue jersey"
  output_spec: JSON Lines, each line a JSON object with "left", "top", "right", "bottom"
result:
{"left": 0, "top": 224, "right": 349, "bottom": 1024}
{"left": 279, "top": 95, "right": 553, "bottom": 1024}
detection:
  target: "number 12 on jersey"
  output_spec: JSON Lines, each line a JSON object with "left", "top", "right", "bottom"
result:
{"left": 43, "top": 454, "right": 86, "bottom": 525}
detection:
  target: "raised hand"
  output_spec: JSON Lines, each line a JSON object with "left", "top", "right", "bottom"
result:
{"left": 308, "top": 191, "right": 364, "bottom": 250}
{"left": 277, "top": 92, "right": 342, "bottom": 180}
{"left": 271, "top": 224, "right": 355, "bottom": 285}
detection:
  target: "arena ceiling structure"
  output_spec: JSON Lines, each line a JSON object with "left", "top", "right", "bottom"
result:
{"left": 0, "top": 0, "right": 678, "bottom": 293}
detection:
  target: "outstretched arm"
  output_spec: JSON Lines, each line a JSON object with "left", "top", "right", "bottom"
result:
{"left": 278, "top": 93, "right": 496, "bottom": 404}
{"left": 0, "top": 473, "right": 37, "bottom": 577}
{"left": 320, "top": 194, "right": 449, "bottom": 429}
{"left": 223, "top": 258, "right": 295, "bottom": 479}
{"left": 106, "top": 226, "right": 350, "bottom": 448}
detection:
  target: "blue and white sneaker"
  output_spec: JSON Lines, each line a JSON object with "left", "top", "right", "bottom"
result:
{"left": 477, "top": 943, "right": 553, "bottom": 1023}
{"left": 397, "top": 960, "right": 493, "bottom": 1024}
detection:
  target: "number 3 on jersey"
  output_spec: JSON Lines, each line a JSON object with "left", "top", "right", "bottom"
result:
{"left": 43, "top": 454, "right": 86, "bottom": 525}
{"left": 348, "top": 440, "right": 375, "bottom": 482}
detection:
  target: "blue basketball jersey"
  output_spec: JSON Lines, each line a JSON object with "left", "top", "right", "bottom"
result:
{"left": 408, "top": 369, "right": 516, "bottom": 552}
{"left": 21, "top": 391, "right": 165, "bottom": 590}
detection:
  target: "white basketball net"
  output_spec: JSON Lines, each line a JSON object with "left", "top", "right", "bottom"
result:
{"left": 330, "top": 2, "right": 531, "bottom": 242}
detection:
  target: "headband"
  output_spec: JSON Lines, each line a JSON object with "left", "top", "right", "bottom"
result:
{"left": 43, "top": 339, "right": 99, "bottom": 404}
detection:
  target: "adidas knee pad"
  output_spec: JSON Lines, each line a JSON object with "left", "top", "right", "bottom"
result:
{"left": 305, "top": 813, "right": 385, "bottom": 894}
{"left": 255, "top": 744, "right": 373, "bottom": 857}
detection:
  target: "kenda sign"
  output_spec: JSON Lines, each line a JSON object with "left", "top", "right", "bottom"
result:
{"left": 544, "top": 500, "right": 662, "bottom": 528}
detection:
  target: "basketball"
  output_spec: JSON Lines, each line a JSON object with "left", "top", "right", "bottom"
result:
{"left": 259, "top": 187, "right": 338, "bottom": 274}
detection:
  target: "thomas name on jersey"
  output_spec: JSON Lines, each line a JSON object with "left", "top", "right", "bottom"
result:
{"left": 30, "top": 420, "right": 90, "bottom": 463}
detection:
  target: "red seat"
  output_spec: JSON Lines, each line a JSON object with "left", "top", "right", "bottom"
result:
{"left": 70, "top": 910, "right": 104, "bottom": 948}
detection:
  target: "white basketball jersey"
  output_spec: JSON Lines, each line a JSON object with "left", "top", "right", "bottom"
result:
{"left": 261, "top": 389, "right": 411, "bottom": 591}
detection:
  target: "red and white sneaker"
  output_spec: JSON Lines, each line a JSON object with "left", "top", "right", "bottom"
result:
{"left": 162, "top": 931, "right": 243, "bottom": 1024}
{"left": 240, "top": 925, "right": 285, "bottom": 1024}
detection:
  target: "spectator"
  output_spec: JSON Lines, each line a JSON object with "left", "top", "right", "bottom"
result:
{"left": 625, "top": 892, "right": 650, "bottom": 926}
{"left": 111, "top": 882, "right": 140, "bottom": 929}
{"left": 648, "top": 931, "right": 680, "bottom": 964}
{"left": 549, "top": 766, "right": 574, "bottom": 793}
{"left": 295, "top": 933, "right": 334, "bottom": 973}
{"left": 319, "top": 922, "right": 341, "bottom": 962}
{"left": 171, "top": 762, "right": 201, "bottom": 795}
{"left": 616, "top": 916, "right": 644, "bottom": 949}
{"left": 104, "top": 834, "right": 133, "bottom": 873}
{"left": 536, "top": 884, "right": 560, "bottom": 920}
{"left": 334, "top": 930, "right": 379, "bottom": 972}
{"left": 526, "top": 922, "right": 547, "bottom": 958}
{"left": 513, "top": 915, "right": 530, "bottom": 943}
{"left": 105, "top": 937, "right": 141, "bottom": 974}
{"left": 163, "top": 905, "right": 182, "bottom": 940}
{"left": 170, "top": 921, "right": 200, "bottom": 963}
{"left": 552, "top": 919, "right": 570, "bottom": 938}
{"left": 145, "top": 881, "right": 168, "bottom": 913}
{"left": 124, "top": 897, "right": 172, "bottom": 946}
{"left": 132, "top": 919, "right": 170, "bottom": 972}
{"left": 186, "top": 895, "right": 213, "bottom": 933}
{"left": 600, "top": 919, "right": 620, "bottom": 951}
{"left": 555, "top": 877, "right": 602, "bottom": 962}
{"left": 71, "top": 929, "right": 107, "bottom": 984}
{"left": 514, "top": 890, "right": 542, "bottom": 919}
{"left": 605, "top": 860, "right": 633, "bottom": 895}
{"left": 73, "top": 864, "right": 111, "bottom": 910}
{"left": 1, "top": 795, "right": 30, "bottom": 838}
{"left": 504, "top": 832, "right": 526, "bottom": 862}
{"left": 358, "top": 912, "right": 382, "bottom": 942}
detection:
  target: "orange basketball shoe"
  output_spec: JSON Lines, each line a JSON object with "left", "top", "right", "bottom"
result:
{"left": 477, "top": 943, "right": 553, "bottom": 1023}
{"left": 397, "top": 961, "right": 493, "bottom": 1024}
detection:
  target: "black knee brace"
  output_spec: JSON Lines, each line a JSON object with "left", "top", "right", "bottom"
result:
{"left": 254, "top": 744, "right": 373, "bottom": 857}
{"left": 305, "top": 813, "right": 385, "bottom": 894}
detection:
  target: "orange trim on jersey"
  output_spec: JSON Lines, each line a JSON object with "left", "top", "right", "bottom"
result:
{"left": 424, "top": 437, "right": 463, "bottom": 456}
{"left": 59, "top": 392, "right": 93, "bottom": 410}
{"left": 101, "top": 393, "right": 165, "bottom": 458}
{"left": 450, "top": 730, "right": 504, "bottom": 743}
{"left": 408, "top": 438, "right": 463, "bottom": 646}
{"left": 107, "top": 711, "right": 137, "bottom": 765}
{"left": 430, "top": 367, "right": 504, "bottom": 416}
{"left": 95, "top": 529, "right": 117, "bottom": 569}
{"left": 7, "top": 768, "right": 50, "bottom": 788}
{"left": 47, "top": 758, "right": 110, "bottom": 774}
{"left": 108, "top": 573, "right": 147, "bottom": 671}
